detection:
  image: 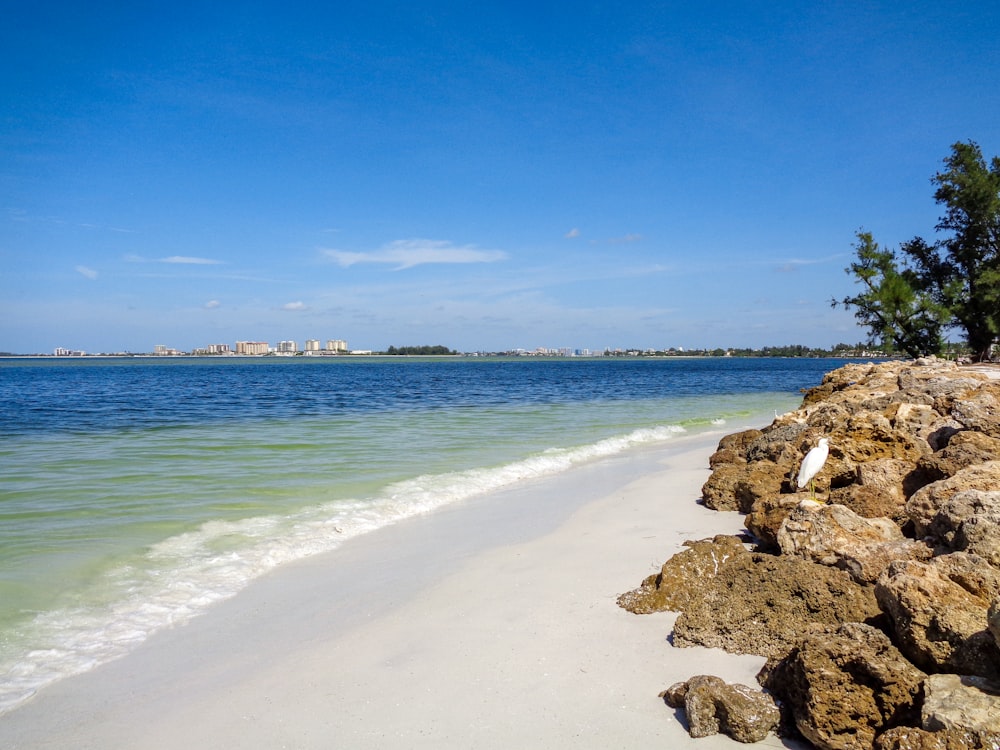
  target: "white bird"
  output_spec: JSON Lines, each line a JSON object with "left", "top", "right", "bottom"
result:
{"left": 796, "top": 438, "right": 830, "bottom": 499}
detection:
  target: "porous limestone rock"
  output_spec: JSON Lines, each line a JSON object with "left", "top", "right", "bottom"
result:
{"left": 760, "top": 623, "right": 925, "bottom": 750}
{"left": 701, "top": 461, "right": 789, "bottom": 514}
{"left": 874, "top": 726, "right": 1000, "bottom": 750}
{"left": 669, "top": 546, "right": 880, "bottom": 659}
{"left": 744, "top": 493, "right": 802, "bottom": 551}
{"left": 777, "top": 501, "right": 931, "bottom": 584}
{"left": 921, "top": 673, "right": 1000, "bottom": 737}
{"left": 948, "top": 384, "right": 1000, "bottom": 438}
{"left": 875, "top": 554, "right": 1000, "bottom": 679}
{"left": 661, "top": 675, "right": 780, "bottom": 744}
{"left": 906, "top": 461, "right": 1000, "bottom": 538}
{"left": 917, "top": 431, "right": 1000, "bottom": 482}
{"left": 616, "top": 535, "right": 747, "bottom": 615}
{"left": 925, "top": 489, "right": 1000, "bottom": 566}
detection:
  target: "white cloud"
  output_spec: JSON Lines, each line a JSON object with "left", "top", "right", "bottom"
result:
{"left": 204, "top": 300, "right": 221, "bottom": 309}
{"left": 161, "top": 255, "right": 223, "bottom": 265}
{"left": 282, "top": 301, "right": 306, "bottom": 311}
{"left": 75, "top": 265, "right": 99, "bottom": 280}
{"left": 323, "top": 239, "right": 508, "bottom": 270}
{"left": 565, "top": 228, "right": 581, "bottom": 239}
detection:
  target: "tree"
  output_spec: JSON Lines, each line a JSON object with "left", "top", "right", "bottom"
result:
{"left": 926, "top": 141, "right": 1000, "bottom": 362}
{"left": 835, "top": 231, "right": 948, "bottom": 357}
{"left": 838, "top": 141, "right": 1000, "bottom": 361}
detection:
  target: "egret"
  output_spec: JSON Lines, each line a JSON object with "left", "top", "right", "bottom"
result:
{"left": 796, "top": 438, "right": 830, "bottom": 499}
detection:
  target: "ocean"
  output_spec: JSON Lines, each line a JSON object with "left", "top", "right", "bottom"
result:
{"left": 0, "top": 355, "right": 850, "bottom": 714}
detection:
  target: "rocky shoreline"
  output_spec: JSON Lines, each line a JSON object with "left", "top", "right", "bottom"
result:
{"left": 619, "top": 358, "right": 1000, "bottom": 749}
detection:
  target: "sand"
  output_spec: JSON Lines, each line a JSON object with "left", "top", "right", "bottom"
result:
{"left": 0, "top": 423, "right": 805, "bottom": 749}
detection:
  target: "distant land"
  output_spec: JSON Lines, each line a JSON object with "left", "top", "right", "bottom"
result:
{"left": 0, "top": 342, "right": 939, "bottom": 359}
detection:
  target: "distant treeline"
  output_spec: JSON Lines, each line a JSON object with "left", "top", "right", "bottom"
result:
{"left": 383, "top": 345, "right": 458, "bottom": 356}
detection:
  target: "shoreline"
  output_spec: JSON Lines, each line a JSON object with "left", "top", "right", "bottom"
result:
{"left": 0, "top": 418, "right": 802, "bottom": 749}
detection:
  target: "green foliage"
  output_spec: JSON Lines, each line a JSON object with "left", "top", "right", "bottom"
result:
{"left": 834, "top": 231, "right": 948, "bottom": 357}
{"left": 838, "top": 141, "right": 1000, "bottom": 361}
{"left": 384, "top": 345, "right": 458, "bottom": 355}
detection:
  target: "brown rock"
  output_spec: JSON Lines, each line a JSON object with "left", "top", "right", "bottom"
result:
{"left": 662, "top": 675, "right": 780, "bottom": 743}
{"left": 990, "top": 601, "right": 1000, "bottom": 649}
{"left": 616, "top": 535, "right": 747, "bottom": 615}
{"left": 875, "top": 554, "right": 1000, "bottom": 679}
{"left": 875, "top": 725, "right": 999, "bottom": 749}
{"left": 906, "top": 462, "right": 1000, "bottom": 537}
{"left": 717, "top": 428, "right": 764, "bottom": 455}
{"left": 701, "top": 464, "right": 746, "bottom": 512}
{"left": 829, "top": 483, "right": 909, "bottom": 522}
{"left": 761, "top": 622, "right": 925, "bottom": 750}
{"left": 744, "top": 493, "right": 804, "bottom": 551}
{"left": 670, "top": 548, "right": 881, "bottom": 658}
{"left": 949, "top": 384, "right": 1000, "bottom": 438}
{"left": 777, "top": 501, "right": 931, "bottom": 584}
{"left": 702, "top": 461, "right": 789, "bottom": 514}
{"left": 917, "top": 431, "right": 1000, "bottom": 482}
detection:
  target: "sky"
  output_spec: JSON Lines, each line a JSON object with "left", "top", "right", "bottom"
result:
{"left": 3, "top": 1, "right": 999, "bottom": 354}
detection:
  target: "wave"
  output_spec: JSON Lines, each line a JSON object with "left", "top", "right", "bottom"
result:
{"left": 0, "top": 423, "right": 686, "bottom": 715}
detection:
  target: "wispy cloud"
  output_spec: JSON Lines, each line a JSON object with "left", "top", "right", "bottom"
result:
{"left": 608, "top": 233, "right": 643, "bottom": 244}
{"left": 125, "top": 254, "right": 223, "bottom": 265}
{"left": 204, "top": 300, "right": 221, "bottom": 309}
{"left": 282, "top": 301, "right": 307, "bottom": 311}
{"left": 565, "top": 228, "right": 581, "bottom": 239}
{"left": 161, "top": 255, "right": 223, "bottom": 265}
{"left": 323, "top": 239, "right": 508, "bottom": 270}
{"left": 75, "top": 265, "right": 99, "bottom": 280}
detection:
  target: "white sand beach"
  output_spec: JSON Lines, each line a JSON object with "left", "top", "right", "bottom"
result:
{"left": 0, "top": 423, "right": 805, "bottom": 749}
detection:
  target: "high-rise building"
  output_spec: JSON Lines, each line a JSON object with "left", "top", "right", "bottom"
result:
{"left": 277, "top": 340, "right": 297, "bottom": 353}
{"left": 326, "top": 339, "right": 347, "bottom": 352}
{"left": 304, "top": 339, "right": 320, "bottom": 352}
{"left": 236, "top": 341, "right": 270, "bottom": 355}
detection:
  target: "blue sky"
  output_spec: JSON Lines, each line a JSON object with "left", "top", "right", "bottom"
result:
{"left": 3, "top": 1, "right": 999, "bottom": 354}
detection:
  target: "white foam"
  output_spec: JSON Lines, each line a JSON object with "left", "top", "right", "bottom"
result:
{"left": 0, "top": 424, "right": 685, "bottom": 715}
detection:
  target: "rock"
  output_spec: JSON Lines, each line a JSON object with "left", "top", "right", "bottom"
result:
{"left": 702, "top": 461, "right": 789, "bottom": 514}
{"left": 709, "top": 446, "right": 744, "bottom": 468}
{"left": 616, "top": 535, "right": 747, "bottom": 615}
{"left": 661, "top": 675, "right": 780, "bottom": 743}
{"left": 926, "top": 489, "right": 1000, "bottom": 545}
{"left": 875, "top": 554, "right": 1000, "bottom": 679}
{"left": 875, "top": 725, "right": 999, "bottom": 749}
{"left": 917, "top": 431, "right": 1000, "bottom": 482}
{"left": 921, "top": 673, "right": 1000, "bottom": 736}
{"left": 701, "top": 464, "right": 746, "bottom": 512}
{"left": 744, "top": 493, "right": 802, "bottom": 551}
{"left": 829, "top": 483, "right": 910, "bottom": 523}
{"left": 954, "top": 512, "right": 1000, "bottom": 568}
{"left": 906, "top": 461, "right": 1000, "bottom": 538}
{"left": 717, "top": 428, "right": 764, "bottom": 456}
{"left": 761, "top": 622, "right": 925, "bottom": 750}
{"left": 777, "top": 501, "right": 931, "bottom": 584}
{"left": 991, "top": 601, "right": 1000, "bottom": 648}
{"left": 949, "top": 385, "right": 1000, "bottom": 438}
{"left": 855, "top": 458, "right": 923, "bottom": 514}
{"left": 670, "top": 547, "right": 881, "bottom": 659}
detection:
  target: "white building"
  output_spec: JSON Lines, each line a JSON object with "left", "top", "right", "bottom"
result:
{"left": 326, "top": 339, "right": 348, "bottom": 352}
{"left": 277, "top": 340, "right": 298, "bottom": 353}
{"left": 304, "top": 339, "right": 321, "bottom": 352}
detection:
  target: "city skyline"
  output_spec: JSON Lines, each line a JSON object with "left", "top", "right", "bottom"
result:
{"left": 3, "top": 3, "right": 999, "bottom": 354}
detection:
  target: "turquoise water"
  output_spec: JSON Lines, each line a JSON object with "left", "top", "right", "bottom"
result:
{"left": 0, "top": 356, "right": 848, "bottom": 712}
